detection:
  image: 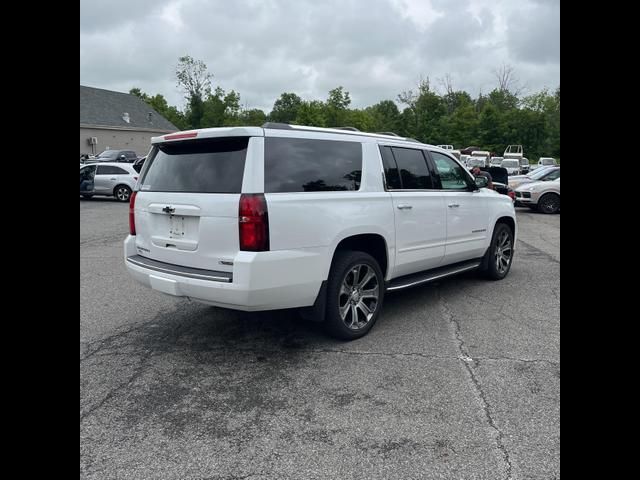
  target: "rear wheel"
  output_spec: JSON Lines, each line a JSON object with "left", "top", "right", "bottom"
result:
{"left": 537, "top": 193, "right": 560, "bottom": 214}
{"left": 114, "top": 185, "right": 131, "bottom": 202}
{"left": 324, "top": 251, "right": 384, "bottom": 340}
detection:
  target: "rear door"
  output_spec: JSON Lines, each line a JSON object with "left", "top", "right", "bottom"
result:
{"left": 380, "top": 145, "right": 446, "bottom": 277}
{"left": 133, "top": 136, "right": 257, "bottom": 273}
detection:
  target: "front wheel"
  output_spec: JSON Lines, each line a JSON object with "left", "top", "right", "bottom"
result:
{"left": 484, "top": 223, "right": 514, "bottom": 280}
{"left": 537, "top": 193, "right": 560, "bottom": 214}
{"left": 114, "top": 185, "right": 132, "bottom": 202}
{"left": 324, "top": 251, "right": 384, "bottom": 340}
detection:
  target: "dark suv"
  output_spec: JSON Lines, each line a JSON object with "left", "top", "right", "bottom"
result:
{"left": 86, "top": 150, "right": 138, "bottom": 163}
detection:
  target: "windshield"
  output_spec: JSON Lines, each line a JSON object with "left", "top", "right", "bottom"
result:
{"left": 541, "top": 158, "right": 556, "bottom": 165}
{"left": 97, "top": 150, "right": 118, "bottom": 159}
{"left": 501, "top": 160, "right": 519, "bottom": 168}
{"left": 467, "top": 158, "right": 484, "bottom": 167}
{"left": 490, "top": 157, "right": 503, "bottom": 164}
{"left": 520, "top": 158, "right": 529, "bottom": 166}
{"left": 528, "top": 167, "right": 555, "bottom": 179}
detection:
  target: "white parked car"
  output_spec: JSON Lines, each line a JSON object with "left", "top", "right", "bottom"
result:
{"left": 508, "top": 166, "right": 559, "bottom": 190}
{"left": 490, "top": 156, "right": 504, "bottom": 167}
{"left": 531, "top": 157, "right": 558, "bottom": 171}
{"left": 80, "top": 162, "right": 139, "bottom": 202}
{"left": 515, "top": 178, "right": 560, "bottom": 214}
{"left": 500, "top": 158, "right": 521, "bottom": 175}
{"left": 125, "top": 124, "right": 516, "bottom": 339}
{"left": 466, "top": 156, "right": 486, "bottom": 169}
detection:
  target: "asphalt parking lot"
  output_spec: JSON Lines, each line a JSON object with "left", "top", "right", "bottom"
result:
{"left": 80, "top": 198, "right": 559, "bottom": 480}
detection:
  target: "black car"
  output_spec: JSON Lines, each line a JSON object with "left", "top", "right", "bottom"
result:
{"left": 87, "top": 149, "right": 139, "bottom": 163}
{"left": 132, "top": 156, "right": 146, "bottom": 173}
{"left": 471, "top": 166, "right": 515, "bottom": 202}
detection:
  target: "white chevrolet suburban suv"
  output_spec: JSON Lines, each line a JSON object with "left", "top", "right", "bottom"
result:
{"left": 125, "top": 123, "right": 516, "bottom": 340}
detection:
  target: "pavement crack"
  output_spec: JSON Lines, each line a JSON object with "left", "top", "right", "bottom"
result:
{"left": 517, "top": 239, "right": 559, "bottom": 264}
{"left": 80, "top": 348, "right": 156, "bottom": 423}
{"left": 438, "top": 289, "right": 514, "bottom": 480}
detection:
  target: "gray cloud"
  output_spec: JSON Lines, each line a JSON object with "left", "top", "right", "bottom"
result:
{"left": 80, "top": 0, "right": 559, "bottom": 113}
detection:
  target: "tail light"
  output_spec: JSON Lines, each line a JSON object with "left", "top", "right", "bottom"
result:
{"left": 508, "top": 190, "right": 515, "bottom": 201}
{"left": 129, "top": 191, "right": 137, "bottom": 235}
{"left": 239, "top": 194, "right": 269, "bottom": 251}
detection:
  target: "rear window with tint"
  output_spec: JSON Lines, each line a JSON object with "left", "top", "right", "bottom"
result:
{"left": 264, "top": 137, "right": 362, "bottom": 192}
{"left": 140, "top": 138, "right": 248, "bottom": 193}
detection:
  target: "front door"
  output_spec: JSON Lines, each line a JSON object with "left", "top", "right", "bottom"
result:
{"left": 427, "top": 150, "right": 489, "bottom": 264}
{"left": 80, "top": 165, "right": 96, "bottom": 193}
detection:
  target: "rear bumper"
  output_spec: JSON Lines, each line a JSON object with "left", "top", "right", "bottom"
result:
{"left": 124, "top": 235, "right": 325, "bottom": 311}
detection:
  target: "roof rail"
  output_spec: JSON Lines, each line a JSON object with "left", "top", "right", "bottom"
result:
{"left": 262, "top": 122, "right": 292, "bottom": 129}
{"left": 261, "top": 122, "right": 423, "bottom": 144}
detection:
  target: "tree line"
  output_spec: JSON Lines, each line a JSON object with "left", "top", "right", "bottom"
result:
{"left": 131, "top": 56, "right": 559, "bottom": 159}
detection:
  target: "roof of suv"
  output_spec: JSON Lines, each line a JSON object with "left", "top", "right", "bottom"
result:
{"left": 151, "top": 123, "right": 446, "bottom": 152}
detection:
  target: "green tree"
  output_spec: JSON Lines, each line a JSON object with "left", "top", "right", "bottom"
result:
{"left": 325, "top": 86, "right": 351, "bottom": 127}
{"left": 240, "top": 108, "right": 267, "bottom": 126}
{"left": 366, "top": 100, "right": 402, "bottom": 134}
{"left": 269, "top": 92, "right": 302, "bottom": 123}
{"left": 176, "top": 55, "right": 212, "bottom": 129}
{"left": 295, "top": 100, "right": 326, "bottom": 127}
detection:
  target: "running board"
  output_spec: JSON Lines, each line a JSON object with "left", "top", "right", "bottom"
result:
{"left": 386, "top": 260, "right": 481, "bottom": 292}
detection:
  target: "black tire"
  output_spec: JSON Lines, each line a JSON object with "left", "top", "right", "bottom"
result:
{"left": 114, "top": 185, "right": 132, "bottom": 202}
{"left": 324, "top": 250, "right": 385, "bottom": 340}
{"left": 483, "top": 223, "right": 514, "bottom": 280}
{"left": 82, "top": 195, "right": 93, "bottom": 200}
{"left": 537, "top": 193, "right": 560, "bottom": 214}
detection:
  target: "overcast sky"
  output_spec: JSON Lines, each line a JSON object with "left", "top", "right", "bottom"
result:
{"left": 80, "top": 0, "right": 559, "bottom": 112}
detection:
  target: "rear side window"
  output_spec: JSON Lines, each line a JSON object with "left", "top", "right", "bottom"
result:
{"left": 96, "top": 165, "right": 127, "bottom": 175}
{"left": 543, "top": 169, "right": 560, "bottom": 181}
{"left": 264, "top": 137, "right": 362, "bottom": 192}
{"left": 390, "top": 147, "right": 433, "bottom": 189}
{"left": 140, "top": 138, "right": 248, "bottom": 193}
{"left": 380, "top": 146, "right": 401, "bottom": 189}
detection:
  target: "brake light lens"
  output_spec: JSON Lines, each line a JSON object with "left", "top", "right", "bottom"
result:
{"left": 129, "top": 191, "right": 137, "bottom": 235}
{"left": 239, "top": 194, "right": 269, "bottom": 251}
{"left": 508, "top": 190, "right": 515, "bottom": 201}
{"left": 164, "top": 131, "right": 198, "bottom": 141}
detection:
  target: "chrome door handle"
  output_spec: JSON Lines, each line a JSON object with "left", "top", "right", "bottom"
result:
{"left": 448, "top": 203, "right": 460, "bottom": 208}
{"left": 110, "top": 177, "right": 117, "bottom": 180}
{"left": 397, "top": 204, "right": 413, "bottom": 210}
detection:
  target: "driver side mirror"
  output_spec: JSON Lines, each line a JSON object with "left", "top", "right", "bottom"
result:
{"left": 119, "top": 154, "right": 126, "bottom": 161}
{"left": 475, "top": 176, "right": 488, "bottom": 188}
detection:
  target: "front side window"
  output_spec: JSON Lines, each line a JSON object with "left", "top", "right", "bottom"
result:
{"left": 264, "top": 137, "right": 362, "bottom": 192}
{"left": 430, "top": 151, "right": 471, "bottom": 190}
